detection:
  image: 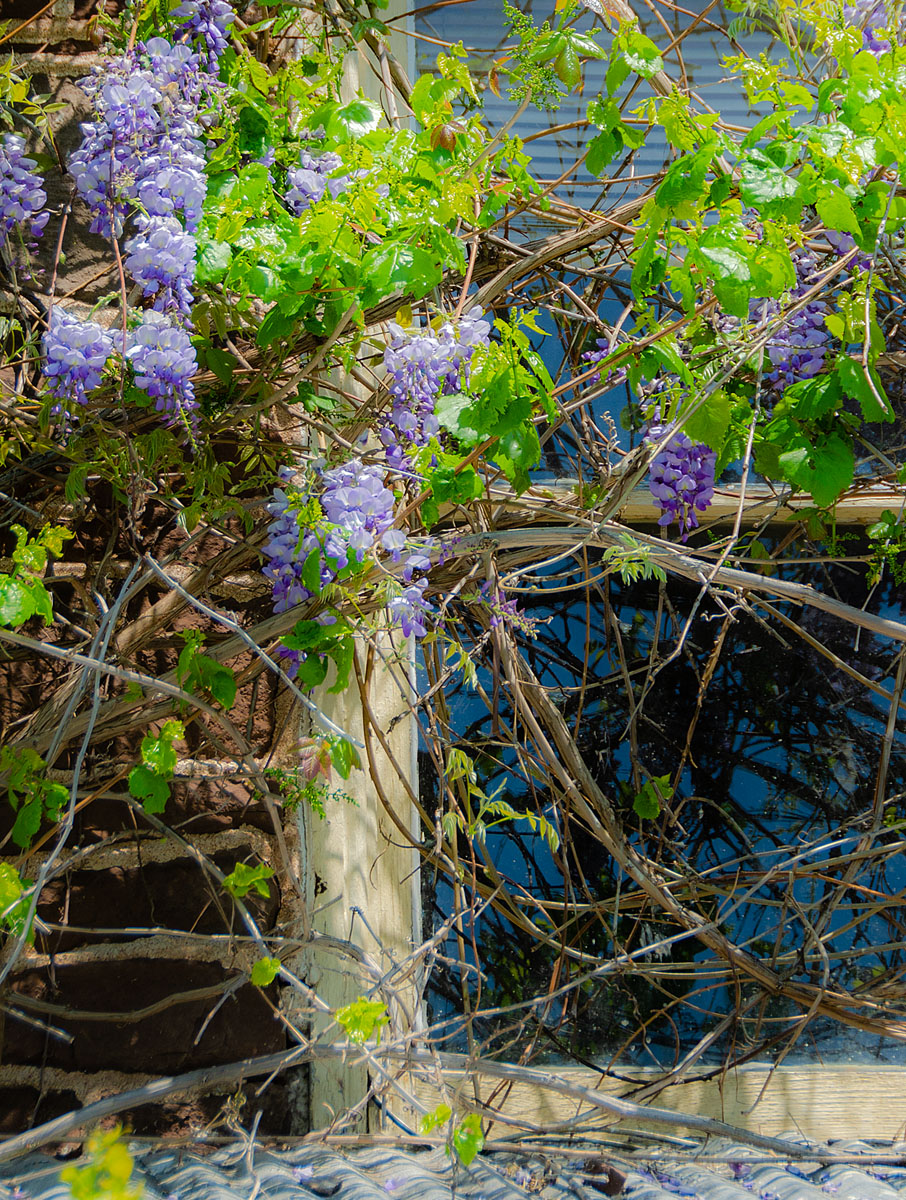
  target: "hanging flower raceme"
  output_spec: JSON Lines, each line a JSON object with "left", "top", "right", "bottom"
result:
{"left": 380, "top": 307, "right": 492, "bottom": 469}
{"left": 0, "top": 133, "right": 48, "bottom": 250}
{"left": 69, "top": 39, "right": 207, "bottom": 239}
{"left": 42, "top": 310, "right": 116, "bottom": 428}
{"left": 761, "top": 248, "right": 831, "bottom": 395}
{"left": 125, "top": 215, "right": 197, "bottom": 317}
{"left": 172, "top": 0, "right": 236, "bottom": 71}
{"left": 263, "top": 461, "right": 435, "bottom": 675}
{"left": 285, "top": 150, "right": 351, "bottom": 214}
{"left": 126, "top": 310, "right": 199, "bottom": 432}
{"left": 264, "top": 461, "right": 396, "bottom": 613}
{"left": 843, "top": 0, "right": 903, "bottom": 51}
{"left": 646, "top": 425, "right": 716, "bottom": 538}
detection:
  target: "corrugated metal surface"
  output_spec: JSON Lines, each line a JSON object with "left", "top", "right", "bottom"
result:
{"left": 6, "top": 1139, "right": 906, "bottom": 1200}
{"left": 0, "top": 1144, "right": 592, "bottom": 1200}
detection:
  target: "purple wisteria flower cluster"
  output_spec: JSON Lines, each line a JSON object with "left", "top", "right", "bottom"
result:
{"left": 125, "top": 215, "right": 198, "bottom": 318}
{"left": 581, "top": 336, "right": 628, "bottom": 388}
{"left": 262, "top": 309, "right": 498, "bottom": 669}
{"left": 843, "top": 0, "right": 903, "bottom": 51}
{"left": 479, "top": 583, "right": 540, "bottom": 638}
{"left": 172, "top": 0, "right": 236, "bottom": 71}
{"left": 43, "top": 8, "right": 234, "bottom": 434}
{"left": 761, "top": 247, "right": 831, "bottom": 395}
{"left": 0, "top": 133, "right": 48, "bottom": 255}
{"left": 69, "top": 39, "right": 208, "bottom": 240}
{"left": 263, "top": 461, "right": 436, "bottom": 672}
{"left": 126, "top": 310, "right": 198, "bottom": 422}
{"left": 42, "top": 311, "right": 116, "bottom": 427}
{"left": 285, "top": 150, "right": 352, "bottom": 214}
{"left": 381, "top": 306, "right": 491, "bottom": 469}
{"left": 646, "top": 424, "right": 716, "bottom": 538}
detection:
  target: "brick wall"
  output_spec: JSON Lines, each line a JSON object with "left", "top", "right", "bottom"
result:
{"left": 0, "top": 17, "right": 301, "bottom": 1130}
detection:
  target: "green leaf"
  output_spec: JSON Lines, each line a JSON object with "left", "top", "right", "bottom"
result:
{"left": 44, "top": 781, "right": 67, "bottom": 823}
{"left": 778, "top": 432, "right": 855, "bottom": 507}
{"left": 586, "top": 130, "right": 620, "bottom": 176}
{"left": 250, "top": 956, "right": 281, "bottom": 987}
{"left": 739, "top": 148, "right": 801, "bottom": 218}
{"left": 313, "top": 97, "right": 382, "bottom": 142}
{"left": 327, "top": 635, "right": 355, "bottom": 695}
{"left": 205, "top": 347, "right": 235, "bottom": 386}
{"left": 420, "top": 1103, "right": 452, "bottom": 1135}
{"left": 749, "top": 241, "right": 796, "bottom": 298}
{"left": 284, "top": 619, "right": 334, "bottom": 651}
{"left": 429, "top": 464, "right": 483, "bottom": 504}
{"left": 301, "top": 548, "right": 322, "bottom": 596}
{"left": 360, "top": 243, "right": 442, "bottom": 307}
{"left": 24, "top": 578, "right": 52, "bottom": 624}
{"left": 196, "top": 658, "right": 237, "bottom": 709}
{"left": 195, "top": 237, "right": 233, "bottom": 283}
{"left": 335, "top": 997, "right": 388, "bottom": 1043}
{"left": 781, "top": 373, "right": 841, "bottom": 420}
{"left": 436, "top": 392, "right": 480, "bottom": 443}
{"left": 496, "top": 423, "right": 541, "bottom": 472}
{"left": 816, "top": 182, "right": 861, "bottom": 237}
{"left": 223, "top": 862, "right": 274, "bottom": 899}
{"left": 330, "top": 738, "right": 361, "bottom": 780}
{"left": 656, "top": 143, "right": 714, "bottom": 214}
{"left": 140, "top": 719, "right": 183, "bottom": 776}
{"left": 835, "top": 355, "right": 893, "bottom": 422}
{"left": 569, "top": 31, "right": 607, "bottom": 59}
{"left": 296, "top": 654, "right": 329, "bottom": 688}
{"left": 128, "top": 764, "right": 170, "bottom": 814}
{"left": 10, "top": 799, "right": 43, "bottom": 850}
{"left": 605, "top": 53, "right": 631, "bottom": 95}
{"left": 633, "top": 775, "right": 673, "bottom": 820}
{"left": 0, "top": 862, "right": 32, "bottom": 940}
{"left": 680, "top": 391, "right": 732, "bottom": 452}
{"left": 0, "top": 576, "right": 38, "bottom": 627}
{"left": 452, "top": 1114, "right": 485, "bottom": 1166}
{"left": 257, "top": 306, "right": 300, "bottom": 348}
{"left": 622, "top": 28, "right": 664, "bottom": 77}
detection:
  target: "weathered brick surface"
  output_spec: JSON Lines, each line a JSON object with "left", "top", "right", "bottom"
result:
{"left": 0, "top": 18, "right": 295, "bottom": 1140}
{"left": 7, "top": 959, "right": 285, "bottom": 1071}
{"left": 0, "top": 1087, "right": 82, "bottom": 1134}
{"left": 35, "top": 847, "right": 280, "bottom": 953}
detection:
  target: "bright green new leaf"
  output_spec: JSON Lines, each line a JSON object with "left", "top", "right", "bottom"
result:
{"left": 633, "top": 775, "right": 674, "bottom": 820}
{"left": 128, "top": 764, "right": 170, "bottom": 814}
{"left": 223, "top": 862, "right": 275, "bottom": 899}
{"left": 621, "top": 28, "right": 664, "bottom": 77}
{"left": 0, "top": 577, "right": 40, "bottom": 627}
{"left": 330, "top": 738, "right": 361, "bottom": 780}
{"left": 250, "top": 957, "right": 282, "bottom": 986}
{"left": 335, "top": 996, "right": 389, "bottom": 1043}
{"left": 62, "top": 1126, "right": 142, "bottom": 1200}
{"left": 452, "top": 1114, "right": 485, "bottom": 1166}
{"left": 314, "top": 97, "right": 382, "bottom": 142}
{"left": 140, "top": 719, "right": 183, "bottom": 776}
{"left": 0, "top": 862, "right": 32, "bottom": 940}
{"left": 420, "top": 1103, "right": 452, "bottom": 1134}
